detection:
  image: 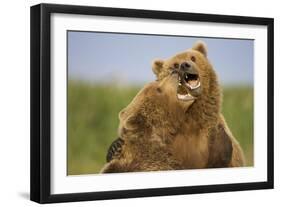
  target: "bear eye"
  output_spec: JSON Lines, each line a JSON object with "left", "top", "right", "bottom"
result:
{"left": 173, "top": 63, "right": 179, "bottom": 68}
{"left": 156, "top": 87, "right": 162, "bottom": 93}
{"left": 191, "top": 56, "right": 196, "bottom": 62}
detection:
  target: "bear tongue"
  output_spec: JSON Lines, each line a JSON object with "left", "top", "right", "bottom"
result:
{"left": 188, "top": 79, "right": 199, "bottom": 87}
{"left": 186, "top": 79, "right": 200, "bottom": 90}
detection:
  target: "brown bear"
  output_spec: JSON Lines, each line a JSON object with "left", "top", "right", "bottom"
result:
{"left": 151, "top": 41, "right": 245, "bottom": 168}
{"left": 101, "top": 41, "right": 245, "bottom": 173}
{"left": 101, "top": 72, "right": 194, "bottom": 173}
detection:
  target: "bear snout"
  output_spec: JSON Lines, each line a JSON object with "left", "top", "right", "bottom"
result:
{"left": 180, "top": 61, "right": 191, "bottom": 70}
{"left": 180, "top": 61, "right": 198, "bottom": 75}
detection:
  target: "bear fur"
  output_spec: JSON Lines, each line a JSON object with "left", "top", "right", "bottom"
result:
{"left": 151, "top": 41, "right": 245, "bottom": 168}
{"left": 101, "top": 74, "right": 194, "bottom": 172}
{"left": 101, "top": 41, "right": 245, "bottom": 173}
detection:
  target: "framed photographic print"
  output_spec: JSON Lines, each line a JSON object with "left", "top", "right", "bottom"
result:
{"left": 30, "top": 3, "right": 274, "bottom": 203}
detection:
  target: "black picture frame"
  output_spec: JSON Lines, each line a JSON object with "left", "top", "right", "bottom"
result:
{"left": 30, "top": 3, "right": 274, "bottom": 204}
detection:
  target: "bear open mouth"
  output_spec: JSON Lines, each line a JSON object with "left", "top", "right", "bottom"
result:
{"left": 184, "top": 73, "right": 201, "bottom": 90}
{"left": 177, "top": 72, "right": 200, "bottom": 101}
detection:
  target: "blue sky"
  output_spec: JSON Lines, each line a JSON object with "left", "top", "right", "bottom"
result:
{"left": 68, "top": 31, "right": 253, "bottom": 86}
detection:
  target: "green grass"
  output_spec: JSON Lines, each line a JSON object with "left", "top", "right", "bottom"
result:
{"left": 222, "top": 86, "right": 254, "bottom": 166}
{"left": 67, "top": 81, "right": 253, "bottom": 175}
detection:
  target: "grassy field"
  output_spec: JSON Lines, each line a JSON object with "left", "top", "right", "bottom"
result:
{"left": 67, "top": 81, "right": 253, "bottom": 175}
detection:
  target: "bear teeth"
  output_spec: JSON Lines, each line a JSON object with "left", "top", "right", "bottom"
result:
{"left": 177, "top": 93, "right": 194, "bottom": 101}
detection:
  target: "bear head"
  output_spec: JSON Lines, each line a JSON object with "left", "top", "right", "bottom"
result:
{"left": 118, "top": 72, "right": 195, "bottom": 144}
{"left": 152, "top": 41, "right": 221, "bottom": 130}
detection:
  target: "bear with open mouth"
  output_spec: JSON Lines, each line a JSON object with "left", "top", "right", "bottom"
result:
{"left": 101, "top": 41, "right": 245, "bottom": 173}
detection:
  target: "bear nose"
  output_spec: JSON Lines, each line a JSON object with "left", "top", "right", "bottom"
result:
{"left": 179, "top": 61, "right": 198, "bottom": 76}
{"left": 180, "top": 62, "right": 191, "bottom": 71}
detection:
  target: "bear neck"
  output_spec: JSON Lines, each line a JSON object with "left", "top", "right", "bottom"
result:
{"left": 186, "top": 70, "right": 221, "bottom": 133}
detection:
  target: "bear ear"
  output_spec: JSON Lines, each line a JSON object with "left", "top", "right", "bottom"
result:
{"left": 118, "top": 109, "right": 126, "bottom": 121}
{"left": 192, "top": 41, "right": 207, "bottom": 57}
{"left": 124, "top": 113, "right": 145, "bottom": 130}
{"left": 152, "top": 59, "right": 164, "bottom": 76}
